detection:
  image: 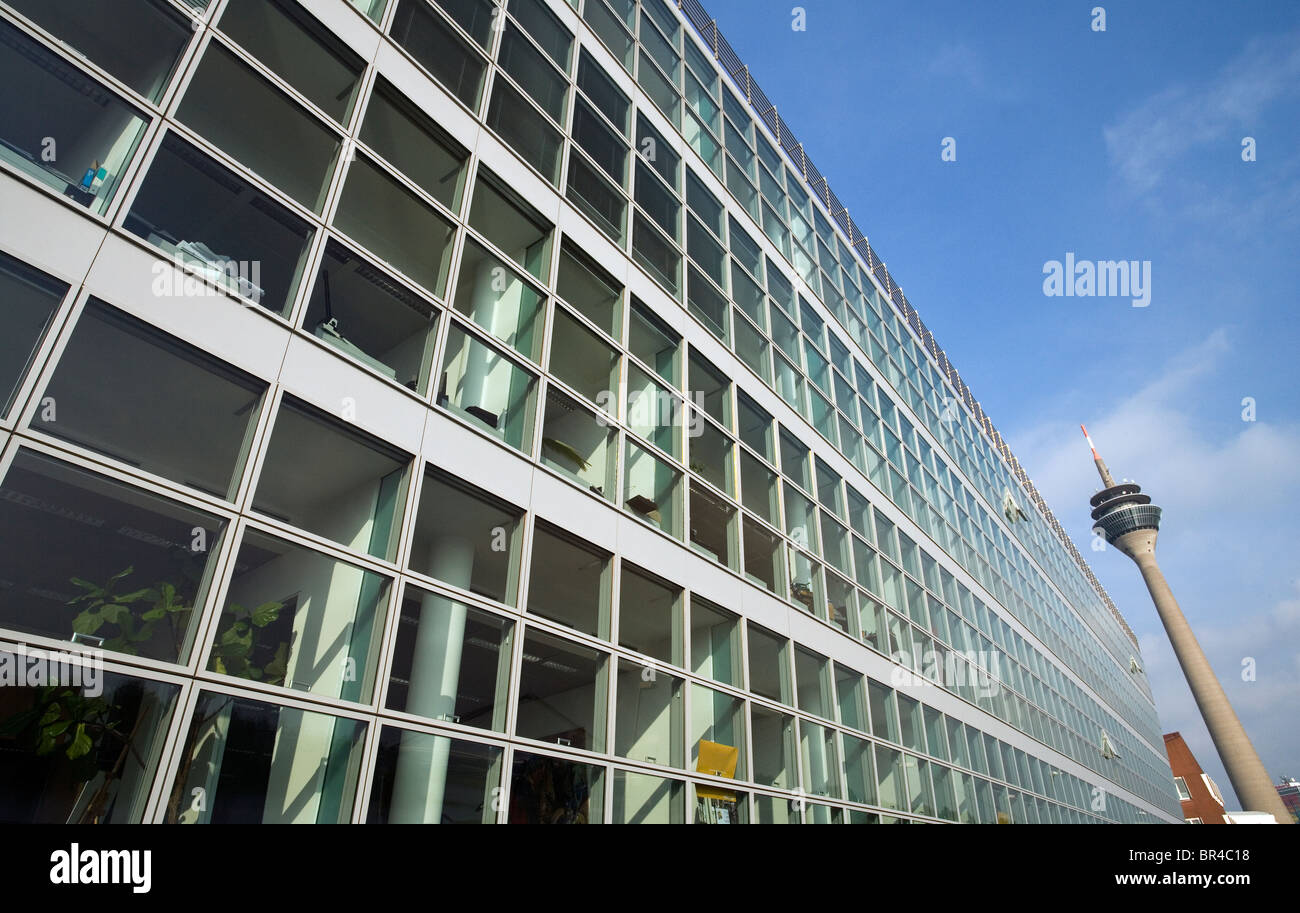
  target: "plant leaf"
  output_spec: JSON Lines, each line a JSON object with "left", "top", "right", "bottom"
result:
{"left": 71, "top": 612, "right": 105, "bottom": 635}
{"left": 67, "top": 723, "right": 93, "bottom": 760}
{"left": 250, "top": 602, "right": 283, "bottom": 628}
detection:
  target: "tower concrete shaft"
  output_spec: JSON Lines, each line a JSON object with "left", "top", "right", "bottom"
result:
{"left": 1114, "top": 529, "right": 1292, "bottom": 823}
{"left": 1084, "top": 428, "right": 1291, "bottom": 821}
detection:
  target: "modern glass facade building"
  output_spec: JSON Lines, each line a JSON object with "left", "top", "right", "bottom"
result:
{"left": 0, "top": 0, "right": 1182, "bottom": 823}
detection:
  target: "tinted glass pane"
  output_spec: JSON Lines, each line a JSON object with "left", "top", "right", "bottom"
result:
{"left": 0, "top": 253, "right": 65, "bottom": 415}
{"left": 38, "top": 301, "right": 264, "bottom": 499}
{"left": 219, "top": 0, "right": 363, "bottom": 122}
{"left": 8, "top": 0, "right": 190, "bottom": 101}
{"left": 335, "top": 155, "right": 457, "bottom": 297}
{"left": 166, "top": 692, "right": 365, "bottom": 822}
{"left": 0, "top": 20, "right": 148, "bottom": 214}
{"left": 253, "top": 398, "right": 409, "bottom": 558}
{"left": 125, "top": 134, "right": 313, "bottom": 315}
{"left": 0, "top": 451, "right": 226, "bottom": 664}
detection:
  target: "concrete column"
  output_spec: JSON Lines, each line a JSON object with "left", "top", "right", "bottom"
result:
{"left": 1129, "top": 548, "right": 1290, "bottom": 822}
{"left": 388, "top": 536, "right": 474, "bottom": 823}
{"left": 459, "top": 256, "right": 525, "bottom": 420}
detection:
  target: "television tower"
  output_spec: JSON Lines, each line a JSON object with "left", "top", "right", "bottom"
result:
{"left": 1082, "top": 425, "right": 1291, "bottom": 822}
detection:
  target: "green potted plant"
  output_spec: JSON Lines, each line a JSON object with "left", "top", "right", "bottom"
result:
{"left": 0, "top": 567, "right": 290, "bottom": 823}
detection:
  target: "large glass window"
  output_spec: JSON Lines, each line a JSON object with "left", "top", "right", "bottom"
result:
{"left": 688, "top": 481, "right": 736, "bottom": 569}
{"left": 556, "top": 241, "right": 621, "bottom": 337}
{"left": 0, "top": 253, "right": 65, "bottom": 415}
{"left": 178, "top": 43, "right": 340, "bottom": 212}
{"left": 366, "top": 726, "right": 501, "bottom": 823}
{"left": 454, "top": 238, "right": 545, "bottom": 361}
{"left": 566, "top": 148, "right": 626, "bottom": 241}
{"left": 825, "top": 570, "right": 854, "bottom": 633}
{"left": 618, "top": 564, "right": 681, "bottom": 666}
{"left": 752, "top": 793, "right": 798, "bottom": 824}
{"left": 623, "top": 440, "right": 682, "bottom": 537}
{"left": 391, "top": 0, "right": 488, "bottom": 108}
{"left": 747, "top": 624, "right": 789, "bottom": 705}
{"left": 219, "top": 0, "right": 364, "bottom": 123}
{"left": 0, "top": 20, "right": 149, "bottom": 215}
{"left": 252, "top": 398, "right": 409, "bottom": 559}
{"left": 514, "top": 629, "right": 606, "bottom": 752}
{"left": 687, "top": 349, "right": 730, "bottom": 428}
{"left": 614, "top": 658, "right": 683, "bottom": 767}
{"left": 794, "top": 647, "right": 831, "bottom": 720}
{"left": 736, "top": 393, "right": 774, "bottom": 461}
{"left": 750, "top": 705, "right": 795, "bottom": 789}
{"left": 686, "top": 265, "right": 728, "bottom": 342}
{"left": 741, "top": 515, "right": 782, "bottom": 593}
{"left": 166, "top": 692, "right": 365, "bottom": 822}
{"left": 689, "top": 597, "right": 740, "bottom": 688}
{"left": 626, "top": 364, "right": 680, "bottom": 457}
{"left": 511, "top": 0, "right": 573, "bottom": 70}
{"left": 739, "top": 453, "right": 778, "bottom": 524}
{"left": 386, "top": 587, "right": 512, "bottom": 731}
{"left": 800, "top": 720, "right": 840, "bottom": 798}
{"left": 573, "top": 97, "right": 627, "bottom": 186}
{"left": 835, "top": 664, "right": 867, "bottom": 732}
{"left": 509, "top": 751, "right": 603, "bottom": 823}
{"left": 125, "top": 133, "right": 313, "bottom": 315}
{"left": 932, "top": 764, "right": 959, "bottom": 821}
{"left": 628, "top": 299, "right": 680, "bottom": 385}
{"left": 37, "top": 301, "right": 265, "bottom": 499}
{"left": 498, "top": 23, "right": 567, "bottom": 124}
{"left": 689, "top": 416, "right": 732, "bottom": 494}
{"left": 0, "top": 661, "right": 178, "bottom": 823}
{"left": 577, "top": 50, "right": 629, "bottom": 134}
{"left": 359, "top": 78, "right": 469, "bottom": 211}
{"left": 334, "top": 154, "right": 457, "bottom": 297}
{"left": 868, "top": 678, "right": 900, "bottom": 743}
{"left": 898, "top": 694, "right": 926, "bottom": 753}
{"left": 408, "top": 468, "right": 523, "bottom": 605}
{"left": 489, "top": 78, "right": 564, "bottom": 185}
{"left": 585, "top": 0, "right": 634, "bottom": 67}
{"left": 843, "top": 734, "right": 877, "bottom": 805}
{"left": 540, "top": 387, "right": 617, "bottom": 499}
{"left": 0, "top": 450, "right": 225, "bottom": 664}
{"left": 946, "top": 717, "right": 970, "bottom": 769}
{"left": 468, "top": 170, "right": 553, "bottom": 283}
{"left": 787, "top": 546, "right": 822, "bottom": 616}
{"left": 613, "top": 770, "right": 684, "bottom": 824}
{"left": 875, "top": 744, "right": 904, "bottom": 812}
{"left": 690, "top": 684, "right": 745, "bottom": 780}
{"left": 549, "top": 308, "right": 619, "bottom": 406}
{"left": 208, "top": 529, "right": 391, "bottom": 703}
{"left": 779, "top": 430, "right": 812, "bottom": 492}
{"left": 8, "top": 0, "right": 191, "bottom": 102}
{"left": 635, "top": 161, "right": 679, "bottom": 239}
{"left": 526, "top": 524, "right": 610, "bottom": 638}
{"left": 302, "top": 241, "right": 440, "bottom": 392}
{"left": 924, "top": 705, "right": 949, "bottom": 761}
{"left": 632, "top": 211, "right": 681, "bottom": 295}
{"left": 437, "top": 325, "right": 538, "bottom": 452}
{"left": 733, "top": 314, "right": 770, "bottom": 382}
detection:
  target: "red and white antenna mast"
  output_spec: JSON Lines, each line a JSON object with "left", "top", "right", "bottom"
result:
{"left": 1081, "top": 424, "right": 1116, "bottom": 488}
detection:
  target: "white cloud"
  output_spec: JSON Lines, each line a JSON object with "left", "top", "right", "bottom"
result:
{"left": 1103, "top": 30, "right": 1300, "bottom": 193}
{"left": 1014, "top": 328, "right": 1300, "bottom": 522}
{"left": 1101, "top": 28, "right": 1300, "bottom": 244}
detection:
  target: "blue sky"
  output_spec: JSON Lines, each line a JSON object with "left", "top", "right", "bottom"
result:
{"left": 702, "top": 0, "right": 1300, "bottom": 809}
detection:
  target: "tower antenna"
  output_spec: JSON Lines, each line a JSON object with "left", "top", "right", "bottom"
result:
{"left": 1081, "top": 424, "right": 1115, "bottom": 488}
